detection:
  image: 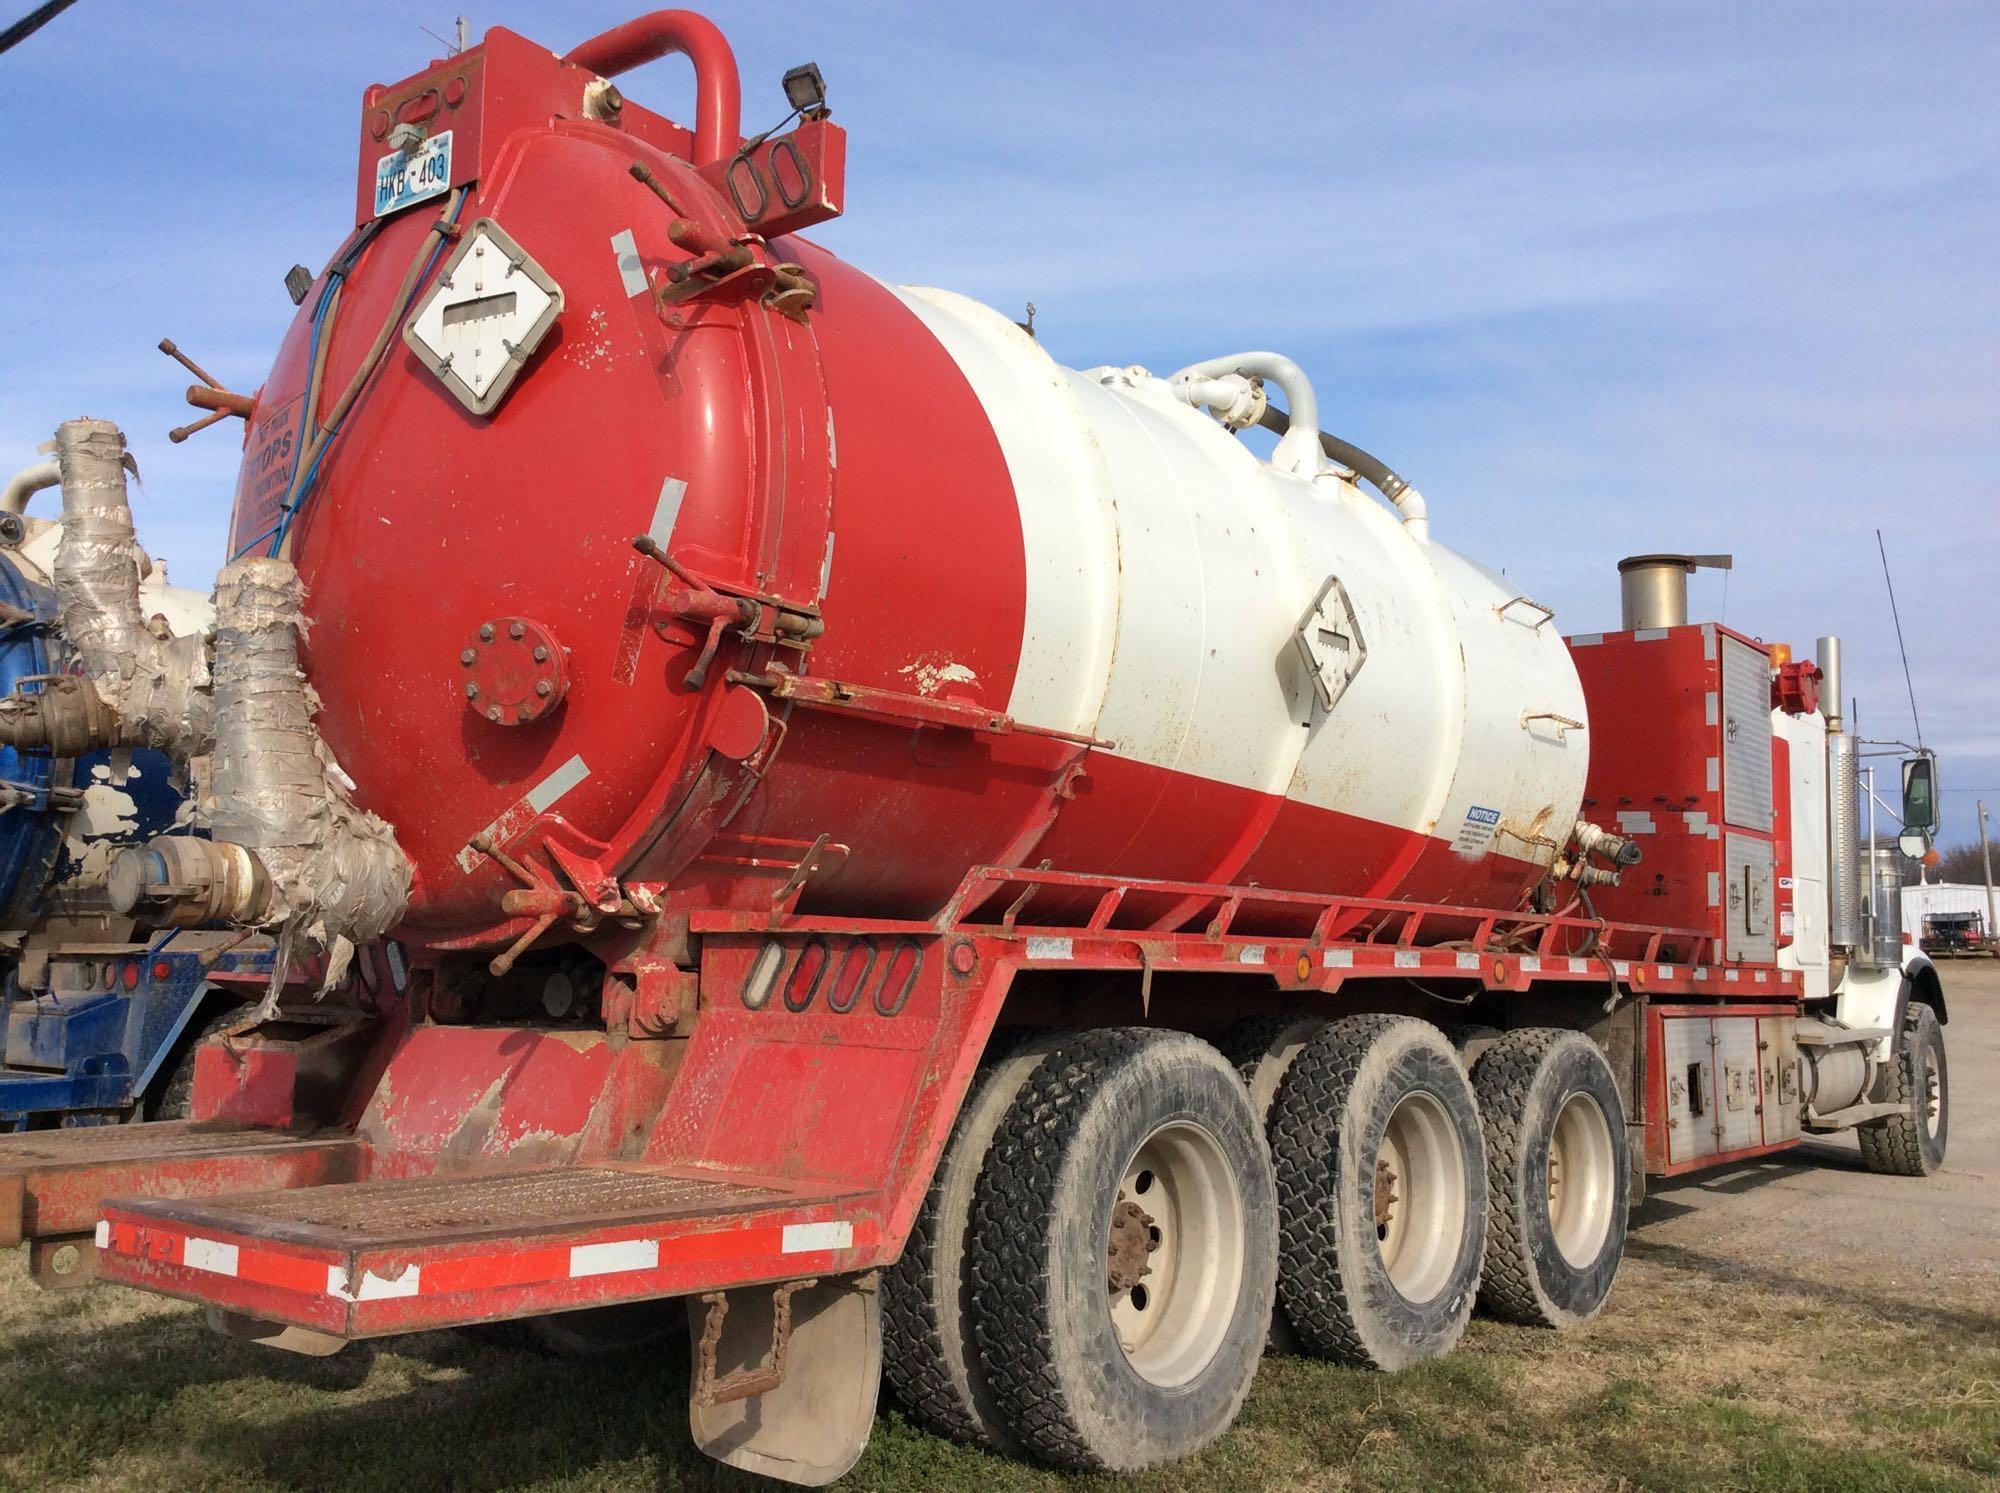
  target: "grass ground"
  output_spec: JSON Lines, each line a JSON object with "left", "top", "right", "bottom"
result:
{"left": 4, "top": 967, "right": 1995, "bottom": 1489}
{"left": 1, "top": 1219, "right": 1993, "bottom": 1491}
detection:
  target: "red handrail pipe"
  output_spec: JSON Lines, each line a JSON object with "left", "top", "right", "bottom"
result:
{"left": 562, "top": 10, "right": 742, "bottom": 166}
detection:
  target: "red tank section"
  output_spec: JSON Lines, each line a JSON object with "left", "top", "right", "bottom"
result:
{"left": 226, "top": 17, "right": 1548, "bottom": 959}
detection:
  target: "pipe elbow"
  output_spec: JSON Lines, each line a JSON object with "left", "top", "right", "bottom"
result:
{"left": 562, "top": 10, "right": 742, "bottom": 165}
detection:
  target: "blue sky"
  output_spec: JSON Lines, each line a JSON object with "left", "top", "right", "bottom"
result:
{"left": 2, "top": 2, "right": 1994, "bottom": 846}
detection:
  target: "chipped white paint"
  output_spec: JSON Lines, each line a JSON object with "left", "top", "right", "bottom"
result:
{"left": 897, "top": 652, "right": 980, "bottom": 697}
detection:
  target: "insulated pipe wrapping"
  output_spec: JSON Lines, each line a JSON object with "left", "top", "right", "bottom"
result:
{"left": 209, "top": 557, "right": 411, "bottom": 989}
{"left": 52, "top": 419, "right": 211, "bottom": 752}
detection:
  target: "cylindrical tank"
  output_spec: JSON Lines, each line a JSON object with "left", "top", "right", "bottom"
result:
{"left": 222, "top": 32, "right": 1589, "bottom": 950}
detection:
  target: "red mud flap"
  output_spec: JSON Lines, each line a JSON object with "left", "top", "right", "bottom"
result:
{"left": 96, "top": 1164, "right": 876, "bottom": 1338}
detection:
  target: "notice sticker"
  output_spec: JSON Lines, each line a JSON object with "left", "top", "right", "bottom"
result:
{"left": 1453, "top": 805, "right": 1502, "bottom": 856}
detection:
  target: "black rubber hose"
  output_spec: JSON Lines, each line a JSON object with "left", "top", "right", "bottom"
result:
{"left": 1257, "top": 405, "right": 1414, "bottom": 508}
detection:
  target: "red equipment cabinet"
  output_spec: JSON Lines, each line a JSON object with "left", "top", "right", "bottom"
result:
{"left": 1566, "top": 621, "right": 1783, "bottom": 968}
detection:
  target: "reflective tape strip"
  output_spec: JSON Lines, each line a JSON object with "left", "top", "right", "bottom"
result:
{"left": 1569, "top": 957, "right": 1588, "bottom": 973}
{"left": 1026, "top": 936, "right": 1072, "bottom": 961}
{"left": 328, "top": 1263, "right": 421, "bottom": 1301}
{"left": 570, "top": 1239, "right": 660, "bottom": 1279}
{"left": 1239, "top": 945, "right": 1267, "bottom": 965}
{"left": 1725, "top": 969, "right": 1740, "bottom": 982}
{"left": 1323, "top": 948, "right": 1354, "bottom": 968}
{"left": 1394, "top": 949, "right": 1419, "bottom": 969}
{"left": 782, "top": 1221, "right": 853, "bottom": 1254}
{"left": 1520, "top": 955, "right": 1541, "bottom": 973}
{"left": 648, "top": 476, "right": 687, "bottom": 548}
{"left": 457, "top": 755, "right": 593, "bottom": 870}
{"left": 1456, "top": 951, "right": 1480, "bottom": 970}
{"left": 184, "top": 1238, "right": 239, "bottom": 1277}
{"left": 609, "top": 228, "right": 647, "bottom": 297}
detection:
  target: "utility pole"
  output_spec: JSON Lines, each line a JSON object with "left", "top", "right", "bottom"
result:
{"left": 1981, "top": 800, "right": 1996, "bottom": 953}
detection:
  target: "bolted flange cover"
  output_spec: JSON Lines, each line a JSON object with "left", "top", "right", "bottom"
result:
{"left": 460, "top": 615, "right": 568, "bottom": 726}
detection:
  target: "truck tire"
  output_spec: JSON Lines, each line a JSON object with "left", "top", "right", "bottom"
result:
{"left": 1859, "top": 1002, "right": 1948, "bottom": 1177}
{"left": 1471, "top": 1028, "right": 1627, "bottom": 1328}
{"left": 881, "top": 1032, "right": 1058, "bottom": 1449}
{"left": 966, "top": 1028, "right": 1277, "bottom": 1471}
{"left": 1271, "top": 1013, "right": 1486, "bottom": 1370}
{"left": 1217, "top": 1015, "right": 1323, "bottom": 1355}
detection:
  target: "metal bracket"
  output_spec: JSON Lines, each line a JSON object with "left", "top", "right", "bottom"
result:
{"left": 693, "top": 1278, "right": 816, "bottom": 1407}
{"left": 1521, "top": 710, "right": 1585, "bottom": 742}
{"left": 1495, "top": 595, "right": 1556, "bottom": 631}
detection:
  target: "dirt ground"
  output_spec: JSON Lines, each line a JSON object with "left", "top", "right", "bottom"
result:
{"left": 0, "top": 968, "right": 1994, "bottom": 1492}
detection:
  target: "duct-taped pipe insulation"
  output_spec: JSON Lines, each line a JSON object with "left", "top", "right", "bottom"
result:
{"left": 0, "top": 419, "right": 211, "bottom": 755}
{"left": 109, "top": 558, "right": 412, "bottom": 994}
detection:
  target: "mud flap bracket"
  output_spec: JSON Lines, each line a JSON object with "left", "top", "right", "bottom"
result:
{"left": 687, "top": 1273, "right": 882, "bottom": 1487}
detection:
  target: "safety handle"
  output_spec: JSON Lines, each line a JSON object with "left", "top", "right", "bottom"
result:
{"left": 562, "top": 10, "right": 742, "bottom": 166}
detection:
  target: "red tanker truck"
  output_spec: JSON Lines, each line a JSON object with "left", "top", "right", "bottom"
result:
{"left": 0, "top": 12, "right": 1950, "bottom": 1485}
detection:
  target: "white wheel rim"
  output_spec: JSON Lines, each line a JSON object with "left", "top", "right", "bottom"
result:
{"left": 1107, "top": 1121, "right": 1245, "bottom": 1387}
{"left": 1375, "top": 1090, "right": 1468, "bottom": 1305}
{"left": 1547, "top": 1091, "right": 1617, "bottom": 1269}
{"left": 1922, "top": 1048, "right": 1943, "bottom": 1139}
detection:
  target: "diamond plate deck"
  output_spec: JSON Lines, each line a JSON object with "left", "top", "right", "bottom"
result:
{"left": 0, "top": 1121, "right": 340, "bottom": 1166}
{"left": 123, "top": 1165, "right": 824, "bottom": 1250}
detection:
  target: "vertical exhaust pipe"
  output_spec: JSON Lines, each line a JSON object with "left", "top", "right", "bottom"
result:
{"left": 1820, "top": 634, "right": 1863, "bottom": 957}
{"left": 1617, "top": 553, "right": 1733, "bottom": 630}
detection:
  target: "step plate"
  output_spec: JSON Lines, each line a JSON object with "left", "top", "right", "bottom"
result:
{"left": 98, "top": 1164, "right": 881, "bottom": 1338}
{"left": 0, "top": 1123, "right": 363, "bottom": 1246}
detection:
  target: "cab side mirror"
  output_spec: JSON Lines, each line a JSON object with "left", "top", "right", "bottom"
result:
{"left": 1901, "top": 755, "right": 1939, "bottom": 839}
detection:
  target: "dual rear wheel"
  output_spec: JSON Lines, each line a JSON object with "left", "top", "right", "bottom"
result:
{"left": 882, "top": 1015, "right": 1629, "bottom": 1470}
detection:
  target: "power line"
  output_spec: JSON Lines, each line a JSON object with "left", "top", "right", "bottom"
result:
{"left": 0, "top": 0, "right": 79, "bottom": 56}
{"left": 1875, "top": 528, "right": 1923, "bottom": 749}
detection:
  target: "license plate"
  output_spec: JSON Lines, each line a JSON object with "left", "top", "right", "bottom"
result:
{"left": 374, "top": 131, "right": 453, "bottom": 218}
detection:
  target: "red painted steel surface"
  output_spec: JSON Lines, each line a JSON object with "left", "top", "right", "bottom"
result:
{"left": 225, "top": 20, "right": 1555, "bottom": 968}
{"left": 1568, "top": 624, "right": 1782, "bottom": 969}
{"left": 1643, "top": 1002, "right": 1804, "bottom": 1175}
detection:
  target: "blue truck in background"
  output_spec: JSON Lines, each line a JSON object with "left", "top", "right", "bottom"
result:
{"left": 0, "top": 471, "right": 262, "bottom": 1129}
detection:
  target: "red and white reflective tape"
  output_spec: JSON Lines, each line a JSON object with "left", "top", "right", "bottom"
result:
{"left": 99, "top": 1214, "right": 862, "bottom": 1305}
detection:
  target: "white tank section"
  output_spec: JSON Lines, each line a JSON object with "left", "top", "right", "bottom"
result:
{"left": 894, "top": 285, "right": 1589, "bottom": 874}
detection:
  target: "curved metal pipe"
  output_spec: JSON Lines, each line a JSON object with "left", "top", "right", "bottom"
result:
{"left": 1171, "top": 352, "right": 1323, "bottom": 477}
{"left": 562, "top": 10, "right": 742, "bottom": 165}
{"left": 2, "top": 459, "right": 58, "bottom": 516}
